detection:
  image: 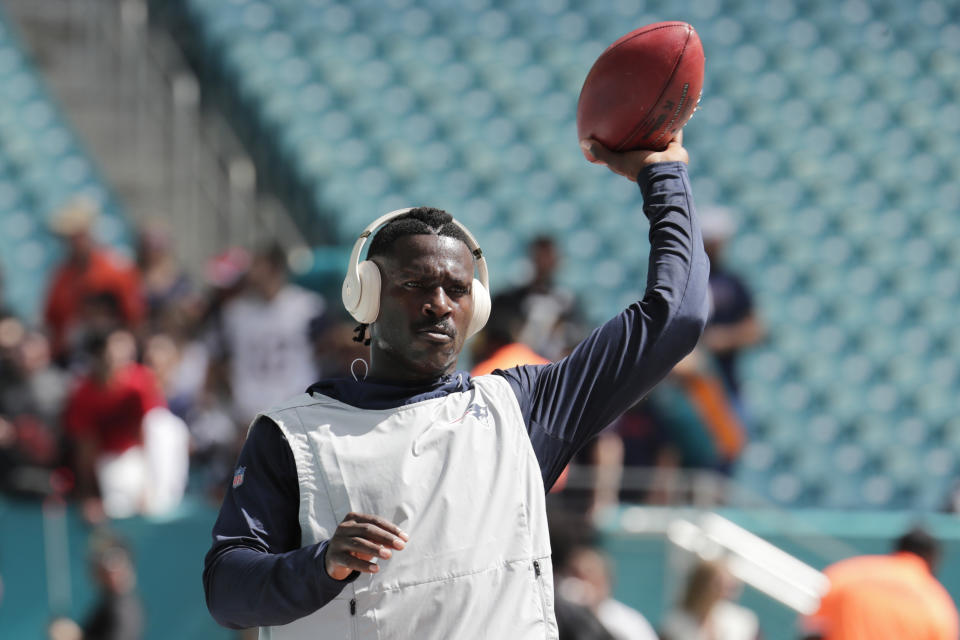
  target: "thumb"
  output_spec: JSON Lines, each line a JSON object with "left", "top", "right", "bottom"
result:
{"left": 580, "top": 138, "right": 609, "bottom": 165}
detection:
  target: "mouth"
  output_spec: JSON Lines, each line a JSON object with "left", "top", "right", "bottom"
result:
{"left": 415, "top": 324, "right": 455, "bottom": 344}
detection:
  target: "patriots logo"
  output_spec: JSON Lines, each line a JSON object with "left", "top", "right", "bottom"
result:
{"left": 232, "top": 466, "right": 246, "bottom": 489}
{"left": 450, "top": 403, "right": 489, "bottom": 424}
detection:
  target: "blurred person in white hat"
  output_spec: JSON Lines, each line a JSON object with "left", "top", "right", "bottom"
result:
{"left": 43, "top": 197, "right": 143, "bottom": 363}
{"left": 699, "top": 206, "right": 765, "bottom": 421}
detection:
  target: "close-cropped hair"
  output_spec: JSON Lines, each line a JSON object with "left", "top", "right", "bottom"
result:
{"left": 366, "top": 207, "right": 470, "bottom": 260}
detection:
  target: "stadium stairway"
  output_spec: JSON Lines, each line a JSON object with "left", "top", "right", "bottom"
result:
{"left": 3, "top": 0, "right": 305, "bottom": 285}
{"left": 0, "top": 3, "right": 130, "bottom": 321}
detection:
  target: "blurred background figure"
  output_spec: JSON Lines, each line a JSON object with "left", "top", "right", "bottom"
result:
{"left": 699, "top": 207, "right": 765, "bottom": 420}
{"left": 48, "top": 532, "right": 144, "bottom": 640}
{"left": 582, "top": 348, "right": 745, "bottom": 511}
{"left": 0, "top": 316, "right": 68, "bottom": 497}
{"left": 493, "top": 235, "right": 586, "bottom": 361}
{"left": 660, "top": 558, "right": 759, "bottom": 640}
{"left": 549, "top": 509, "right": 616, "bottom": 640}
{"left": 561, "top": 546, "right": 658, "bottom": 640}
{"left": 43, "top": 198, "right": 144, "bottom": 364}
{"left": 208, "top": 241, "right": 325, "bottom": 429}
{"left": 65, "top": 327, "right": 164, "bottom": 521}
{"left": 471, "top": 305, "right": 550, "bottom": 376}
{"left": 800, "top": 526, "right": 959, "bottom": 640}
{"left": 135, "top": 220, "right": 192, "bottom": 331}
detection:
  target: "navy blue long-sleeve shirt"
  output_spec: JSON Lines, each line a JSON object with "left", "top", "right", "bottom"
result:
{"left": 203, "top": 161, "right": 710, "bottom": 629}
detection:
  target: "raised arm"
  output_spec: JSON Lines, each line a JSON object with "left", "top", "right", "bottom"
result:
{"left": 495, "top": 134, "right": 711, "bottom": 489}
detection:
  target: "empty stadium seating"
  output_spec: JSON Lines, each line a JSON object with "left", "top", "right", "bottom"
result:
{"left": 156, "top": 0, "right": 960, "bottom": 510}
{"left": 0, "top": 6, "right": 130, "bottom": 321}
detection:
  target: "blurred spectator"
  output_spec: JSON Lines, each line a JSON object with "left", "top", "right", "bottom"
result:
{"left": 493, "top": 235, "right": 586, "bottom": 361}
{"left": 210, "top": 241, "right": 324, "bottom": 427}
{"left": 661, "top": 559, "right": 759, "bottom": 640}
{"left": 48, "top": 532, "right": 144, "bottom": 640}
{"left": 800, "top": 526, "right": 959, "bottom": 640}
{"left": 471, "top": 306, "right": 549, "bottom": 375}
{"left": 65, "top": 328, "right": 164, "bottom": 520}
{"left": 592, "top": 348, "right": 744, "bottom": 508}
{"left": 43, "top": 198, "right": 144, "bottom": 362}
{"left": 561, "top": 546, "right": 658, "bottom": 640}
{"left": 548, "top": 508, "right": 616, "bottom": 640}
{"left": 136, "top": 221, "right": 192, "bottom": 329}
{"left": 177, "top": 248, "right": 253, "bottom": 499}
{"left": 699, "top": 207, "right": 765, "bottom": 410}
{"left": 0, "top": 318, "right": 68, "bottom": 496}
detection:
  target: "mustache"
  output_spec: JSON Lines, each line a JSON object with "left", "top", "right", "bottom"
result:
{"left": 414, "top": 320, "right": 456, "bottom": 337}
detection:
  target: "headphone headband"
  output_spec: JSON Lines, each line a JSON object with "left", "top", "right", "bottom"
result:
{"left": 346, "top": 207, "right": 489, "bottom": 293}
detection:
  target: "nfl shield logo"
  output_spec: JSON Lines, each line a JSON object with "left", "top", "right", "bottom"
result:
{"left": 232, "top": 466, "right": 246, "bottom": 489}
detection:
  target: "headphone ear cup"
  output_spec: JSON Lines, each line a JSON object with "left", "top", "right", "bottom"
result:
{"left": 350, "top": 260, "right": 382, "bottom": 324}
{"left": 466, "top": 278, "right": 491, "bottom": 339}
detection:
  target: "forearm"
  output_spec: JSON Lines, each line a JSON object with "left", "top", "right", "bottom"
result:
{"left": 504, "top": 162, "right": 709, "bottom": 487}
{"left": 204, "top": 540, "right": 350, "bottom": 629}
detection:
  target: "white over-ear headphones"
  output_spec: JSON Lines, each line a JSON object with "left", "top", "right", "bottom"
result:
{"left": 341, "top": 207, "right": 492, "bottom": 340}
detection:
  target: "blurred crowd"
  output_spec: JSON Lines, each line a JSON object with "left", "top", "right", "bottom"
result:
{"left": 0, "top": 198, "right": 347, "bottom": 522}
{"left": 0, "top": 198, "right": 765, "bottom": 525}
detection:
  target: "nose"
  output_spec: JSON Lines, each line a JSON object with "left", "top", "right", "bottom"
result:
{"left": 422, "top": 286, "right": 452, "bottom": 318}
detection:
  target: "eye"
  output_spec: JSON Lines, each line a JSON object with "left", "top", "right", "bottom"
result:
{"left": 448, "top": 285, "right": 470, "bottom": 296}
{"left": 403, "top": 281, "right": 422, "bottom": 289}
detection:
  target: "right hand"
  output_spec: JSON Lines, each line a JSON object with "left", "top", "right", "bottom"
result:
{"left": 580, "top": 130, "right": 689, "bottom": 181}
{"left": 324, "top": 512, "right": 409, "bottom": 580}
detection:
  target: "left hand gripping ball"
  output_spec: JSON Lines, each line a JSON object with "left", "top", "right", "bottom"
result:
{"left": 577, "top": 21, "right": 704, "bottom": 157}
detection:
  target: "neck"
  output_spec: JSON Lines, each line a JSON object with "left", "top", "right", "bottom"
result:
{"left": 368, "top": 350, "right": 452, "bottom": 384}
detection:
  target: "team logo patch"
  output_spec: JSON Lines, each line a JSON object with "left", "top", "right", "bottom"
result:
{"left": 232, "top": 466, "right": 246, "bottom": 489}
{"left": 450, "top": 403, "right": 489, "bottom": 424}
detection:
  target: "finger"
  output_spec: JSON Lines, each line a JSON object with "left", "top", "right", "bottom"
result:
{"left": 329, "top": 551, "right": 380, "bottom": 574}
{"left": 339, "top": 535, "right": 393, "bottom": 559}
{"left": 671, "top": 129, "right": 684, "bottom": 146}
{"left": 580, "top": 138, "right": 609, "bottom": 165}
{"left": 339, "top": 522, "right": 407, "bottom": 550}
{"left": 344, "top": 513, "right": 409, "bottom": 546}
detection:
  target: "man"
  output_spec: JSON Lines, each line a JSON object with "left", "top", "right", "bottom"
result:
{"left": 203, "top": 134, "right": 709, "bottom": 637}
{"left": 213, "top": 242, "right": 325, "bottom": 427}
{"left": 699, "top": 206, "right": 765, "bottom": 404}
{"left": 801, "top": 527, "right": 959, "bottom": 640}
{"left": 493, "top": 234, "right": 586, "bottom": 361}
{"left": 65, "top": 327, "right": 164, "bottom": 520}
{"left": 43, "top": 198, "right": 143, "bottom": 361}
{"left": 48, "top": 533, "right": 144, "bottom": 640}
{"left": 561, "top": 546, "right": 658, "bottom": 640}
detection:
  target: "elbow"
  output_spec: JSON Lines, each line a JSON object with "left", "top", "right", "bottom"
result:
{"left": 672, "top": 308, "right": 709, "bottom": 361}
{"left": 668, "top": 286, "right": 711, "bottom": 360}
{"left": 204, "top": 561, "right": 248, "bottom": 630}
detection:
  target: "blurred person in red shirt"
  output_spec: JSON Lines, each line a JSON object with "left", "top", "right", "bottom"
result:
{"left": 801, "top": 527, "right": 959, "bottom": 640}
{"left": 65, "top": 327, "right": 164, "bottom": 521}
{"left": 44, "top": 198, "right": 144, "bottom": 362}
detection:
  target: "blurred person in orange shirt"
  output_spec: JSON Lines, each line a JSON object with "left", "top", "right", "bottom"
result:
{"left": 801, "top": 527, "right": 959, "bottom": 640}
{"left": 44, "top": 198, "right": 144, "bottom": 362}
{"left": 471, "top": 306, "right": 549, "bottom": 376}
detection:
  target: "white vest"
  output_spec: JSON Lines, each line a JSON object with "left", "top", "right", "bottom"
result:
{"left": 259, "top": 375, "right": 558, "bottom": 640}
